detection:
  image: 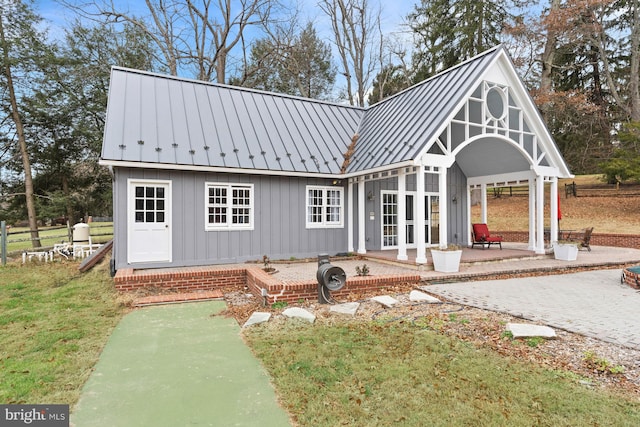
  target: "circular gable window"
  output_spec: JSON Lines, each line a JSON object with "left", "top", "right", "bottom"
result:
{"left": 486, "top": 87, "right": 506, "bottom": 120}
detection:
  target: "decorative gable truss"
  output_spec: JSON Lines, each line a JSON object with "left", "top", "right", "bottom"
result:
{"left": 427, "top": 80, "right": 548, "bottom": 169}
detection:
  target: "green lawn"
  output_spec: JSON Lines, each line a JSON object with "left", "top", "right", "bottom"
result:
{"left": 244, "top": 320, "right": 640, "bottom": 427}
{"left": 0, "top": 260, "right": 126, "bottom": 404}
{"left": 4, "top": 261, "right": 640, "bottom": 425}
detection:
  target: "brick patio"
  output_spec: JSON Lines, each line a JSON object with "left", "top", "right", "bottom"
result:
{"left": 115, "top": 243, "right": 640, "bottom": 306}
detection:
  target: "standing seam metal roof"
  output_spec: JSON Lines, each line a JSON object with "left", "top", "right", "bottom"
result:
{"left": 347, "top": 46, "right": 502, "bottom": 173}
{"left": 101, "top": 46, "right": 511, "bottom": 176}
{"left": 101, "top": 69, "right": 364, "bottom": 175}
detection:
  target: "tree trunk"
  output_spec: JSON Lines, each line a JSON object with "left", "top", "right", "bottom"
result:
{"left": 0, "top": 15, "right": 40, "bottom": 247}
{"left": 62, "top": 174, "right": 75, "bottom": 226}
{"left": 216, "top": 49, "right": 227, "bottom": 84}
{"left": 540, "top": 0, "right": 561, "bottom": 96}
{"left": 630, "top": 0, "right": 640, "bottom": 121}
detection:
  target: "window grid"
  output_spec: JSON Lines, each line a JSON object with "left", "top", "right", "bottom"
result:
{"left": 206, "top": 184, "right": 253, "bottom": 230}
{"left": 306, "top": 186, "right": 343, "bottom": 228}
{"left": 382, "top": 193, "right": 398, "bottom": 247}
{"left": 134, "top": 185, "right": 166, "bottom": 223}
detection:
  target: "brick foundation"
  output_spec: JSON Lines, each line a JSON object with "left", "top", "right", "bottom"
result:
{"left": 115, "top": 265, "right": 421, "bottom": 304}
{"left": 114, "top": 266, "right": 246, "bottom": 292}
{"left": 497, "top": 231, "right": 640, "bottom": 249}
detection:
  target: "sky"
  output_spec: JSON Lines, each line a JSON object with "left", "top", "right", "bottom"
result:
{"left": 35, "top": 0, "right": 418, "bottom": 43}
{"left": 33, "top": 0, "right": 418, "bottom": 100}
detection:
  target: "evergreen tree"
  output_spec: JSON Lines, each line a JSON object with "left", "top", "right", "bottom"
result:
{"left": 369, "top": 64, "right": 412, "bottom": 103}
{"left": 408, "top": 0, "right": 520, "bottom": 80}
{"left": 239, "top": 23, "right": 336, "bottom": 100}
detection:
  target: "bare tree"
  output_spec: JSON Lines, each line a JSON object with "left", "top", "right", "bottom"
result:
{"left": 540, "top": 0, "right": 561, "bottom": 96}
{"left": 318, "top": 0, "right": 381, "bottom": 106}
{"left": 596, "top": 0, "right": 640, "bottom": 122}
{"left": 371, "top": 32, "right": 413, "bottom": 103}
{"left": 64, "top": 0, "right": 275, "bottom": 83}
{"left": 184, "top": 0, "right": 274, "bottom": 82}
{"left": 536, "top": 0, "right": 640, "bottom": 122}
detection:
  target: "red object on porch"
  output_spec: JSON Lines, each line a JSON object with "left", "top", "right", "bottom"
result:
{"left": 558, "top": 193, "right": 562, "bottom": 220}
{"left": 471, "top": 223, "right": 503, "bottom": 249}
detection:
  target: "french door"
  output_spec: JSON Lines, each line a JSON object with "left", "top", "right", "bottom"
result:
{"left": 381, "top": 192, "right": 439, "bottom": 249}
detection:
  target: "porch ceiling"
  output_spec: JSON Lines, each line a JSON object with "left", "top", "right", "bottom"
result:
{"left": 456, "top": 138, "right": 530, "bottom": 178}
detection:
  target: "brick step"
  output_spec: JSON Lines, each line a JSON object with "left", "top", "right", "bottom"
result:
{"left": 133, "top": 290, "right": 224, "bottom": 307}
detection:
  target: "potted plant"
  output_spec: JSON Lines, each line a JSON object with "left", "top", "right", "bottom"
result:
{"left": 431, "top": 244, "right": 463, "bottom": 273}
{"left": 262, "top": 255, "right": 278, "bottom": 274}
{"left": 552, "top": 240, "right": 579, "bottom": 261}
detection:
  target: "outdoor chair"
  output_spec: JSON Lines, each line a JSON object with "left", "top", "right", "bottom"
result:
{"left": 570, "top": 227, "right": 593, "bottom": 252}
{"left": 471, "top": 223, "right": 503, "bottom": 249}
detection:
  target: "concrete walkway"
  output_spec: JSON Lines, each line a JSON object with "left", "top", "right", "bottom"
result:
{"left": 425, "top": 269, "right": 640, "bottom": 349}
{"left": 71, "top": 301, "right": 291, "bottom": 427}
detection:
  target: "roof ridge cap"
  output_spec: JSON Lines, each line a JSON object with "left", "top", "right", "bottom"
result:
{"left": 110, "top": 66, "right": 365, "bottom": 111}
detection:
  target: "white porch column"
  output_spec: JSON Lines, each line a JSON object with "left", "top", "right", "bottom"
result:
{"left": 438, "top": 168, "right": 448, "bottom": 248}
{"left": 466, "top": 185, "right": 472, "bottom": 245}
{"left": 347, "top": 179, "right": 354, "bottom": 253}
{"left": 528, "top": 179, "right": 536, "bottom": 250}
{"left": 535, "top": 175, "right": 545, "bottom": 254}
{"left": 480, "top": 183, "right": 487, "bottom": 223}
{"left": 550, "top": 177, "right": 558, "bottom": 243}
{"left": 357, "top": 179, "right": 366, "bottom": 254}
{"left": 415, "top": 166, "right": 427, "bottom": 264}
{"left": 397, "top": 170, "right": 408, "bottom": 261}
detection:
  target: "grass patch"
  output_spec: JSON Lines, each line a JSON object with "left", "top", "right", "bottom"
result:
{"left": 244, "top": 321, "right": 640, "bottom": 426}
{"left": 0, "top": 260, "right": 126, "bottom": 404}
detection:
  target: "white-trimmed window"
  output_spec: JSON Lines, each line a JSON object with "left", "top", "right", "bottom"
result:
{"left": 306, "top": 185, "right": 343, "bottom": 228}
{"left": 205, "top": 183, "right": 253, "bottom": 230}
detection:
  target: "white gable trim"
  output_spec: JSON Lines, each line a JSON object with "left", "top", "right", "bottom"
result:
{"left": 414, "top": 48, "right": 571, "bottom": 179}
{"left": 488, "top": 53, "right": 571, "bottom": 177}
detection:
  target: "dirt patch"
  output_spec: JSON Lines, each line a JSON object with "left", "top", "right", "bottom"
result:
{"left": 472, "top": 194, "right": 640, "bottom": 235}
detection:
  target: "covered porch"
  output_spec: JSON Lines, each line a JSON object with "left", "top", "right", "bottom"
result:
{"left": 344, "top": 66, "right": 572, "bottom": 264}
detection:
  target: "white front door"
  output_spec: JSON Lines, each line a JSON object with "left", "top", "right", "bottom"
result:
{"left": 127, "top": 179, "right": 172, "bottom": 263}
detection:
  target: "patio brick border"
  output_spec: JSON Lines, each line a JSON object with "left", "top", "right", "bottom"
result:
{"left": 115, "top": 265, "right": 421, "bottom": 305}
{"left": 497, "top": 231, "right": 640, "bottom": 249}
{"left": 622, "top": 266, "right": 640, "bottom": 290}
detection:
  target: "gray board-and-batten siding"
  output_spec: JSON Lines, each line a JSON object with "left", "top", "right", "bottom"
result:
{"left": 112, "top": 165, "right": 469, "bottom": 270}
{"left": 113, "top": 168, "right": 353, "bottom": 269}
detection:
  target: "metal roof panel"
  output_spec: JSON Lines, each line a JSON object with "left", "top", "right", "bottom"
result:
{"left": 102, "top": 68, "right": 363, "bottom": 174}
{"left": 103, "top": 46, "right": 572, "bottom": 179}
{"left": 348, "top": 48, "right": 501, "bottom": 173}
